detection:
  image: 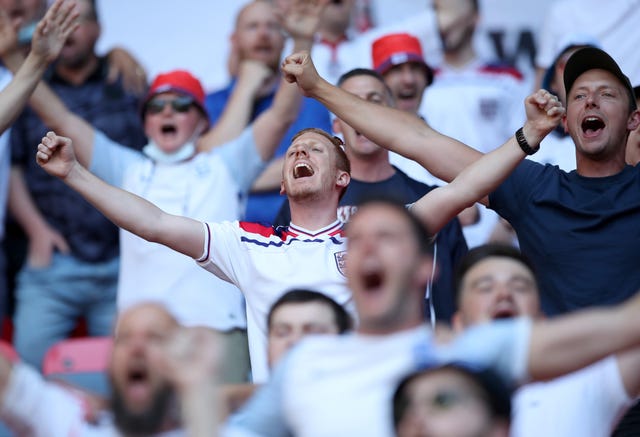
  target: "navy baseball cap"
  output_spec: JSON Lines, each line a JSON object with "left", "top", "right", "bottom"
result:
{"left": 563, "top": 47, "right": 637, "bottom": 110}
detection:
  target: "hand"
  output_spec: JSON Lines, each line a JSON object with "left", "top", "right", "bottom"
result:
{"left": 27, "top": 223, "right": 69, "bottom": 268}
{"left": 158, "top": 327, "right": 225, "bottom": 395}
{"left": 281, "top": 50, "right": 321, "bottom": 97}
{"left": 236, "top": 59, "right": 273, "bottom": 95}
{"left": 106, "top": 47, "right": 147, "bottom": 96}
{"left": 36, "top": 131, "right": 78, "bottom": 180}
{"left": 0, "top": 8, "right": 20, "bottom": 58}
{"left": 280, "top": 0, "right": 329, "bottom": 42}
{"left": 522, "top": 89, "right": 565, "bottom": 147}
{"left": 30, "top": 0, "right": 79, "bottom": 65}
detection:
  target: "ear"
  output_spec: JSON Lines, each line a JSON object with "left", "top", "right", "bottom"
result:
{"left": 336, "top": 170, "right": 350, "bottom": 191}
{"left": 280, "top": 179, "right": 286, "bottom": 196}
{"left": 627, "top": 109, "right": 640, "bottom": 131}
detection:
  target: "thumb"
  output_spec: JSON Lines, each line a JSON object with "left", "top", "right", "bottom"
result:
{"left": 53, "top": 233, "right": 70, "bottom": 254}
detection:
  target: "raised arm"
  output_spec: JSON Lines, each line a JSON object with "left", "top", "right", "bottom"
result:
{"left": 0, "top": 1, "right": 95, "bottom": 168}
{"left": 0, "top": 0, "right": 77, "bottom": 133}
{"left": 527, "top": 290, "right": 640, "bottom": 381}
{"left": 411, "top": 90, "right": 564, "bottom": 234}
{"left": 245, "top": 0, "right": 328, "bottom": 162}
{"left": 197, "top": 60, "right": 272, "bottom": 152}
{"left": 36, "top": 132, "right": 205, "bottom": 260}
{"left": 282, "top": 51, "right": 483, "bottom": 183}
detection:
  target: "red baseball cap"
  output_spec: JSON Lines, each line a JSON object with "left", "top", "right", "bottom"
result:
{"left": 372, "top": 33, "right": 433, "bottom": 85}
{"left": 142, "top": 70, "right": 209, "bottom": 118}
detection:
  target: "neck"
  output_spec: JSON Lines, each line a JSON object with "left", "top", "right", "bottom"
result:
{"left": 349, "top": 153, "right": 396, "bottom": 182}
{"left": 356, "top": 318, "right": 423, "bottom": 336}
{"left": 442, "top": 44, "right": 476, "bottom": 69}
{"left": 289, "top": 197, "right": 340, "bottom": 230}
{"left": 575, "top": 152, "right": 627, "bottom": 177}
{"left": 55, "top": 55, "right": 99, "bottom": 86}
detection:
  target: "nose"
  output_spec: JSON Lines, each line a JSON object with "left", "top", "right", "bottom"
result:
{"left": 495, "top": 283, "right": 514, "bottom": 300}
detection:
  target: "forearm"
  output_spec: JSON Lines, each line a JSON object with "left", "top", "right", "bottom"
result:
{"left": 250, "top": 157, "right": 283, "bottom": 192}
{"left": 199, "top": 76, "right": 267, "bottom": 152}
{"left": 528, "top": 300, "right": 640, "bottom": 381}
{"left": 251, "top": 76, "right": 301, "bottom": 162}
{"left": 412, "top": 136, "right": 524, "bottom": 234}
{"left": 180, "top": 382, "right": 220, "bottom": 437}
{"left": 61, "top": 162, "right": 203, "bottom": 259}
{"left": 0, "top": 51, "right": 48, "bottom": 132}
{"left": 310, "top": 78, "right": 480, "bottom": 181}
{"left": 28, "top": 81, "right": 95, "bottom": 167}
{"left": 8, "top": 167, "right": 49, "bottom": 238}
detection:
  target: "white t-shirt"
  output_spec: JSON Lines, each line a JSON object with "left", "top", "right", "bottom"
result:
{"left": 91, "top": 127, "right": 264, "bottom": 331}
{"left": 197, "top": 219, "right": 353, "bottom": 383}
{"left": 225, "top": 318, "right": 532, "bottom": 437}
{"left": 0, "top": 362, "right": 182, "bottom": 437}
{"left": 511, "top": 355, "right": 633, "bottom": 437}
{"left": 536, "top": 0, "right": 640, "bottom": 85}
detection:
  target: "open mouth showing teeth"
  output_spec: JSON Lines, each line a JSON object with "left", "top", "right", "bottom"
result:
{"left": 581, "top": 116, "right": 605, "bottom": 134}
{"left": 294, "top": 163, "right": 314, "bottom": 178}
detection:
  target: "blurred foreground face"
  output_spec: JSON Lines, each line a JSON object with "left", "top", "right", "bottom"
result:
{"left": 267, "top": 301, "right": 341, "bottom": 366}
{"left": 109, "top": 304, "right": 178, "bottom": 431}
{"left": 396, "top": 368, "right": 507, "bottom": 437}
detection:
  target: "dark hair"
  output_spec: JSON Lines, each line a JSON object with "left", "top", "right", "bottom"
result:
{"left": 392, "top": 363, "right": 512, "bottom": 429}
{"left": 453, "top": 244, "right": 537, "bottom": 304}
{"left": 267, "top": 289, "right": 352, "bottom": 334}
{"left": 337, "top": 68, "right": 394, "bottom": 103}
{"left": 347, "top": 195, "right": 434, "bottom": 256}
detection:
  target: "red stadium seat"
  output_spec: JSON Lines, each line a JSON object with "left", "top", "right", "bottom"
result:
{"left": 42, "top": 337, "right": 113, "bottom": 397}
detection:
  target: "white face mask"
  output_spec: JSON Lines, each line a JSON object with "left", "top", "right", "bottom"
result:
{"left": 142, "top": 141, "right": 196, "bottom": 164}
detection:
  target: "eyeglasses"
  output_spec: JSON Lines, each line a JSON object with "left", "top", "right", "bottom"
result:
{"left": 145, "top": 96, "right": 195, "bottom": 114}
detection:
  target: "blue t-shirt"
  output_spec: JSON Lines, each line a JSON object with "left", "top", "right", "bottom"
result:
{"left": 273, "top": 167, "right": 469, "bottom": 322}
{"left": 489, "top": 160, "right": 640, "bottom": 315}
{"left": 205, "top": 78, "right": 331, "bottom": 224}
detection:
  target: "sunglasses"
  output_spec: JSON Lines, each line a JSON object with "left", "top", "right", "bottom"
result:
{"left": 145, "top": 96, "right": 195, "bottom": 114}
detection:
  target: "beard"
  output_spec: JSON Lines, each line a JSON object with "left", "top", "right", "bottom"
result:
{"left": 110, "top": 382, "right": 178, "bottom": 435}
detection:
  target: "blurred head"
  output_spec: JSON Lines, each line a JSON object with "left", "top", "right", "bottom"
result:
{"left": 562, "top": 47, "right": 640, "bottom": 163}
{"left": 345, "top": 197, "right": 433, "bottom": 334}
{"left": 433, "top": 0, "right": 478, "bottom": 55}
{"left": 625, "top": 85, "right": 640, "bottom": 165}
{"left": 333, "top": 68, "right": 394, "bottom": 162}
{"left": 142, "top": 70, "right": 209, "bottom": 153}
{"left": 57, "top": 0, "right": 100, "bottom": 69}
{"left": 319, "top": 0, "right": 355, "bottom": 36}
{"left": 393, "top": 363, "right": 511, "bottom": 437}
{"left": 0, "top": 0, "right": 47, "bottom": 45}
{"left": 232, "top": 0, "right": 284, "bottom": 72}
{"left": 109, "top": 303, "right": 180, "bottom": 434}
{"left": 280, "top": 128, "right": 351, "bottom": 202}
{"left": 372, "top": 33, "right": 433, "bottom": 114}
{"left": 267, "top": 289, "right": 352, "bottom": 366}
{"left": 452, "top": 245, "right": 540, "bottom": 331}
